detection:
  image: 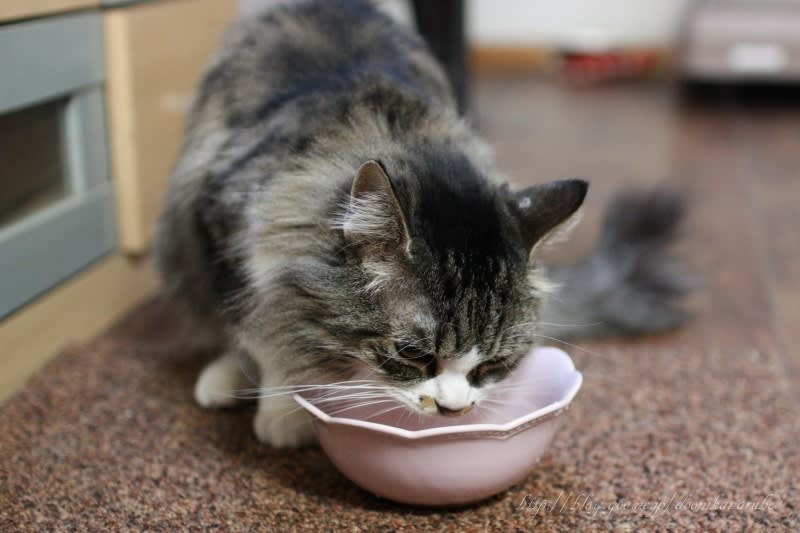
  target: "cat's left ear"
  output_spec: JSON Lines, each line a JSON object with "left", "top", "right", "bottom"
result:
{"left": 342, "top": 160, "right": 412, "bottom": 257}
{"left": 511, "top": 179, "right": 588, "bottom": 252}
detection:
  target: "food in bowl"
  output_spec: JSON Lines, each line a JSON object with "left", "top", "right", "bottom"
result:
{"left": 294, "top": 346, "right": 582, "bottom": 505}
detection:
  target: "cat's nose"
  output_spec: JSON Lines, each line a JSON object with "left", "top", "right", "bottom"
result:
{"left": 435, "top": 401, "right": 475, "bottom": 417}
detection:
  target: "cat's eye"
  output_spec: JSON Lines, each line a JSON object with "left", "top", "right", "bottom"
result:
{"left": 375, "top": 348, "right": 424, "bottom": 382}
{"left": 468, "top": 359, "right": 510, "bottom": 386}
{"left": 394, "top": 343, "right": 435, "bottom": 367}
{"left": 374, "top": 343, "right": 434, "bottom": 383}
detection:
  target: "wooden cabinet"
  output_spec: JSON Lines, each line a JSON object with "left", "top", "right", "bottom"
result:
{"left": 0, "top": 12, "right": 114, "bottom": 319}
{"left": 0, "top": 0, "right": 238, "bottom": 400}
{"left": 104, "top": 0, "right": 237, "bottom": 253}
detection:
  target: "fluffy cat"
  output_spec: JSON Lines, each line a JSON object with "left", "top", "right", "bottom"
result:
{"left": 155, "top": 0, "right": 690, "bottom": 447}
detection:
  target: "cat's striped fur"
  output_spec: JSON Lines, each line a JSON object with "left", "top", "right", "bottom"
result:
{"left": 156, "top": 0, "right": 690, "bottom": 447}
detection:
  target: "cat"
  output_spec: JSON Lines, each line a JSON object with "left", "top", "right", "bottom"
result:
{"left": 155, "top": 0, "right": 690, "bottom": 448}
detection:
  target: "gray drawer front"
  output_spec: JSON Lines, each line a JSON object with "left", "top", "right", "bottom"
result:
{"left": 0, "top": 185, "right": 116, "bottom": 316}
{"left": 0, "top": 12, "right": 105, "bottom": 114}
{"left": 0, "top": 13, "right": 115, "bottom": 319}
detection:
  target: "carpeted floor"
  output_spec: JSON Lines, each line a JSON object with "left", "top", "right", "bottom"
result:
{"left": 2, "top": 77, "right": 799, "bottom": 531}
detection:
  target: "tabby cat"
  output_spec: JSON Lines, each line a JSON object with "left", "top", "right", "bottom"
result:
{"left": 155, "top": 0, "right": 689, "bottom": 447}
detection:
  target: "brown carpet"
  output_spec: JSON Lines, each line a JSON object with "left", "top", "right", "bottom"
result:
{"left": 0, "top": 299, "right": 798, "bottom": 532}
{"left": 3, "top": 78, "right": 800, "bottom": 531}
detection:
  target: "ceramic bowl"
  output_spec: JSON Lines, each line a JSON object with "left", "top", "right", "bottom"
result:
{"left": 294, "top": 346, "right": 582, "bottom": 506}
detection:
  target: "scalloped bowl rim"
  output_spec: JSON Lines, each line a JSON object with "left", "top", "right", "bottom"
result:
{"left": 293, "top": 350, "right": 583, "bottom": 441}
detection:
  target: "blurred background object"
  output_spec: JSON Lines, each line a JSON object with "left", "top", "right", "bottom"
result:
{"left": 680, "top": 0, "right": 800, "bottom": 83}
{"left": 412, "top": 0, "right": 469, "bottom": 113}
{"left": 468, "top": 0, "right": 688, "bottom": 81}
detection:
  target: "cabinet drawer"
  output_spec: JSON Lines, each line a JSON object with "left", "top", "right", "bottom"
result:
{"left": 0, "top": 12, "right": 114, "bottom": 319}
{"left": 104, "top": 0, "right": 237, "bottom": 253}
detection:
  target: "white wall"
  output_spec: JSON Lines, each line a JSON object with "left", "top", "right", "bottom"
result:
{"left": 467, "top": 0, "right": 692, "bottom": 48}
{"left": 239, "top": 0, "right": 691, "bottom": 49}
{"left": 238, "top": 0, "right": 413, "bottom": 25}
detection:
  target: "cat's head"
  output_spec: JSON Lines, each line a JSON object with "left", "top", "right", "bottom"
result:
{"left": 336, "top": 157, "right": 587, "bottom": 416}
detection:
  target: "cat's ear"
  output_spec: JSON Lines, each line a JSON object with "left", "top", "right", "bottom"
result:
{"left": 342, "top": 160, "right": 412, "bottom": 257}
{"left": 511, "top": 179, "right": 588, "bottom": 251}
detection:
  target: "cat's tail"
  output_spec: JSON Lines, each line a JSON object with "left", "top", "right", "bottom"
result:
{"left": 538, "top": 189, "right": 696, "bottom": 340}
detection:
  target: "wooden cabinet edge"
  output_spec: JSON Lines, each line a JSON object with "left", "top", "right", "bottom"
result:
{"left": 104, "top": 10, "right": 149, "bottom": 253}
{"left": 0, "top": 0, "right": 100, "bottom": 24}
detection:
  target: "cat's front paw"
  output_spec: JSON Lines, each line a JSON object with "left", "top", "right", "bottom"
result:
{"left": 194, "top": 353, "right": 250, "bottom": 408}
{"left": 253, "top": 402, "right": 316, "bottom": 448}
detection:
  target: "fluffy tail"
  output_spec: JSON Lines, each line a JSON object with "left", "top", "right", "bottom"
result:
{"left": 539, "top": 189, "right": 695, "bottom": 340}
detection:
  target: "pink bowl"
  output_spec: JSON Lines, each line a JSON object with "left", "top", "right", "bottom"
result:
{"left": 294, "top": 346, "right": 582, "bottom": 506}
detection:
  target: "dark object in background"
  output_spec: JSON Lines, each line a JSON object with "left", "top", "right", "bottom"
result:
{"left": 411, "top": 0, "right": 469, "bottom": 114}
{"left": 680, "top": 0, "right": 800, "bottom": 83}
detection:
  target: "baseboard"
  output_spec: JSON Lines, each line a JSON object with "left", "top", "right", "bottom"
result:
{"left": 470, "top": 46, "right": 554, "bottom": 74}
{"left": 0, "top": 253, "right": 159, "bottom": 402}
{"left": 470, "top": 45, "right": 672, "bottom": 78}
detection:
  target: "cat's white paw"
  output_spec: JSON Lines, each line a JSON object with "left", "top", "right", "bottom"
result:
{"left": 194, "top": 354, "right": 249, "bottom": 408}
{"left": 253, "top": 402, "right": 315, "bottom": 448}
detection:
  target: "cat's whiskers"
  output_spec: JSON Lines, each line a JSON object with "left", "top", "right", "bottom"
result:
{"left": 360, "top": 402, "right": 411, "bottom": 421}
{"left": 536, "top": 320, "right": 604, "bottom": 329}
{"left": 398, "top": 407, "right": 419, "bottom": 427}
{"left": 475, "top": 403, "right": 503, "bottom": 418}
{"left": 311, "top": 393, "right": 393, "bottom": 406}
{"left": 500, "top": 321, "right": 539, "bottom": 335}
{"left": 265, "top": 395, "right": 399, "bottom": 432}
{"left": 234, "top": 384, "right": 386, "bottom": 397}
{"left": 530, "top": 333, "right": 625, "bottom": 364}
{"left": 311, "top": 390, "right": 390, "bottom": 400}
{"left": 230, "top": 379, "right": 390, "bottom": 400}
{"left": 326, "top": 398, "right": 398, "bottom": 417}
{"left": 486, "top": 379, "right": 563, "bottom": 392}
{"left": 480, "top": 396, "right": 534, "bottom": 407}
{"left": 498, "top": 323, "right": 609, "bottom": 363}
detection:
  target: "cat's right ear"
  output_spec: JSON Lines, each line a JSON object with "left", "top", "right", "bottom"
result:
{"left": 341, "top": 160, "right": 412, "bottom": 258}
{"left": 511, "top": 179, "right": 588, "bottom": 252}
